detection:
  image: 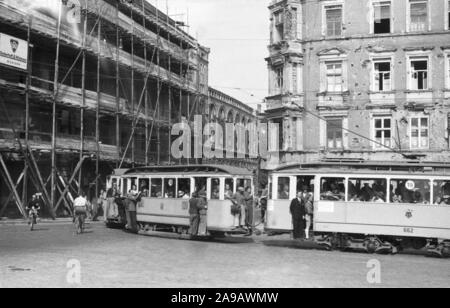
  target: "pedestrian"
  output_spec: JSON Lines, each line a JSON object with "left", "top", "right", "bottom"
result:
{"left": 259, "top": 185, "right": 268, "bottom": 223}
{"left": 290, "top": 191, "right": 306, "bottom": 240}
{"left": 197, "top": 190, "right": 208, "bottom": 236}
{"left": 105, "top": 183, "right": 120, "bottom": 220}
{"left": 125, "top": 185, "right": 140, "bottom": 233}
{"left": 244, "top": 186, "right": 254, "bottom": 236}
{"left": 231, "top": 187, "right": 246, "bottom": 230}
{"left": 301, "top": 186, "right": 314, "bottom": 240}
{"left": 188, "top": 192, "right": 200, "bottom": 236}
{"left": 73, "top": 191, "right": 88, "bottom": 224}
{"left": 95, "top": 189, "right": 107, "bottom": 221}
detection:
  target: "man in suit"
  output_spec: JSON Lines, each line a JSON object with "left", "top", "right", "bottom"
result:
{"left": 290, "top": 191, "right": 306, "bottom": 240}
{"left": 189, "top": 192, "right": 200, "bottom": 236}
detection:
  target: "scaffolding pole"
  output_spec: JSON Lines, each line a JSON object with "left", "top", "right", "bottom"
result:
{"left": 23, "top": 17, "right": 32, "bottom": 207}
{"left": 51, "top": 1, "right": 63, "bottom": 211}
{"left": 96, "top": 16, "right": 102, "bottom": 198}
{"left": 79, "top": 3, "right": 88, "bottom": 195}
{"left": 116, "top": 2, "right": 121, "bottom": 167}
{"left": 143, "top": 0, "right": 149, "bottom": 166}
{"left": 131, "top": 8, "right": 135, "bottom": 168}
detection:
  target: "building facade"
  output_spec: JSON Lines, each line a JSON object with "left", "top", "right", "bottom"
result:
{"left": 203, "top": 87, "right": 258, "bottom": 169}
{"left": 265, "top": 0, "right": 450, "bottom": 169}
{"left": 0, "top": 0, "right": 209, "bottom": 217}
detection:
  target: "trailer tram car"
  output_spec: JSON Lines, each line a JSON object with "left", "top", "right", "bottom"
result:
{"left": 106, "top": 165, "right": 254, "bottom": 238}
{"left": 266, "top": 162, "right": 450, "bottom": 257}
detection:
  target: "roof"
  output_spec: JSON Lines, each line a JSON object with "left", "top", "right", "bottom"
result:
{"left": 123, "top": 165, "right": 254, "bottom": 176}
{"left": 272, "top": 161, "right": 450, "bottom": 173}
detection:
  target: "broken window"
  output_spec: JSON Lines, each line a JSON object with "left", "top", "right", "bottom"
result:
{"left": 410, "top": 116, "right": 429, "bottom": 149}
{"left": 409, "top": 58, "right": 428, "bottom": 90}
{"left": 409, "top": 0, "right": 428, "bottom": 32}
{"left": 373, "top": 117, "right": 392, "bottom": 149}
{"left": 327, "top": 118, "right": 343, "bottom": 149}
{"left": 374, "top": 60, "right": 391, "bottom": 91}
{"left": 326, "top": 61, "right": 343, "bottom": 92}
{"left": 374, "top": 1, "right": 391, "bottom": 34}
{"left": 325, "top": 5, "right": 343, "bottom": 37}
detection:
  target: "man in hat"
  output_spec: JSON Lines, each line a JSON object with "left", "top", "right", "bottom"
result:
{"left": 197, "top": 190, "right": 208, "bottom": 236}
{"left": 188, "top": 192, "right": 200, "bottom": 236}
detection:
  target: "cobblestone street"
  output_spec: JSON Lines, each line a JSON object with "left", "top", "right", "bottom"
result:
{"left": 0, "top": 222, "right": 449, "bottom": 288}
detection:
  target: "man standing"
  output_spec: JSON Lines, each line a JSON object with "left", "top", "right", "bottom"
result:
{"left": 231, "top": 187, "right": 246, "bottom": 230}
{"left": 188, "top": 192, "right": 200, "bottom": 236}
{"left": 106, "top": 183, "right": 120, "bottom": 220}
{"left": 290, "top": 191, "right": 306, "bottom": 240}
{"left": 125, "top": 185, "right": 140, "bottom": 233}
{"left": 259, "top": 185, "right": 268, "bottom": 223}
{"left": 197, "top": 190, "right": 208, "bottom": 236}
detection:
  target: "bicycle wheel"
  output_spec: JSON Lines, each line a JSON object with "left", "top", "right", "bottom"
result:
{"left": 30, "top": 216, "right": 34, "bottom": 231}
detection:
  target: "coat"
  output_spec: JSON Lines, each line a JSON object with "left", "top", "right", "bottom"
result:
{"left": 290, "top": 198, "right": 305, "bottom": 218}
{"left": 189, "top": 197, "right": 199, "bottom": 215}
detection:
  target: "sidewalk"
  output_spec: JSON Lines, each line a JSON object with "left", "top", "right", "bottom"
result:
{"left": 0, "top": 217, "right": 105, "bottom": 226}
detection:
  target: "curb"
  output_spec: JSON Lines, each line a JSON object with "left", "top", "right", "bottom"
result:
{"left": 0, "top": 219, "right": 105, "bottom": 226}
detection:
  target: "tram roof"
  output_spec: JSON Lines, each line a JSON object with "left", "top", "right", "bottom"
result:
{"left": 273, "top": 161, "right": 450, "bottom": 173}
{"left": 122, "top": 165, "right": 254, "bottom": 176}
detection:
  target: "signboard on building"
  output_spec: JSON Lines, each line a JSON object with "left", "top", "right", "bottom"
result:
{"left": 0, "top": 33, "right": 28, "bottom": 70}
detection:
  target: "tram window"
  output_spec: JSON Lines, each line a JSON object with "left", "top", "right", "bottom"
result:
{"left": 151, "top": 179, "right": 163, "bottom": 198}
{"left": 237, "top": 178, "right": 251, "bottom": 191}
{"left": 164, "top": 179, "right": 176, "bottom": 198}
{"left": 433, "top": 180, "right": 450, "bottom": 205}
{"left": 348, "top": 178, "right": 387, "bottom": 202}
{"left": 177, "top": 179, "right": 191, "bottom": 199}
{"left": 390, "top": 179, "right": 430, "bottom": 204}
{"left": 194, "top": 178, "right": 207, "bottom": 194}
{"left": 225, "top": 178, "right": 234, "bottom": 199}
{"left": 122, "top": 179, "right": 128, "bottom": 196}
{"left": 296, "top": 176, "right": 315, "bottom": 194}
{"left": 320, "top": 178, "right": 345, "bottom": 201}
{"left": 277, "top": 177, "right": 290, "bottom": 200}
{"left": 211, "top": 178, "right": 221, "bottom": 200}
{"left": 138, "top": 179, "right": 150, "bottom": 197}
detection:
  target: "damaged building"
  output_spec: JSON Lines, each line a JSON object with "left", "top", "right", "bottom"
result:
{"left": 265, "top": 0, "right": 450, "bottom": 169}
{"left": 0, "top": 0, "right": 210, "bottom": 218}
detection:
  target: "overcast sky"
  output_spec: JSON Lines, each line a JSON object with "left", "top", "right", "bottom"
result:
{"left": 147, "top": 0, "right": 270, "bottom": 108}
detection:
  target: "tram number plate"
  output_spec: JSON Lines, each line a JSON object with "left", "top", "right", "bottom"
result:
{"left": 403, "top": 227, "right": 414, "bottom": 234}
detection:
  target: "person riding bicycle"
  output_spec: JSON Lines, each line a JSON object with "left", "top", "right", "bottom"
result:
{"left": 73, "top": 191, "right": 88, "bottom": 225}
{"left": 26, "top": 194, "right": 41, "bottom": 224}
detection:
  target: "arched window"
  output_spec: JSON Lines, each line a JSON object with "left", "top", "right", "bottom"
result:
{"left": 209, "top": 104, "right": 216, "bottom": 122}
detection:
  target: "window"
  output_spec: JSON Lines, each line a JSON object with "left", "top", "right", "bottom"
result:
{"left": 447, "top": 0, "right": 450, "bottom": 30}
{"left": 177, "top": 178, "right": 191, "bottom": 199}
{"left": 348, "top": 178, "right": 387, "bottom": 202}
{"left": 390, "top": 179, "right": 431, "bottom": 204}
{"left": 373, "top": 61, "right": 391, "bottom": 91}
{"left": 374, "top": 1, "right": 391, "bottom": 34}
{"left": 237, "top": 178, "right": 252, "bottom": 190}
{"left": 373, "top": 117, "right": 392, "bottom": 149}
{"left": 296, "top": 176, "right": 315, "bottom": 194}
{"left": 433, "top": 180, "right": 450, "bottom": 205}
{"left": 275, "top": 67, "right": 284, "bottom": 92}
{"left": 327, "top": 118, "right": 343, "bottom": 149}
{"left": 151, "top": 179, "right": 163, "bottom": 198}
{"left": 320, "top": 177, "right": 345, "bottom": 201}
{"left": 274, "top": 11, "right": 284, "bottom": 42}
{"left": 211, "top": 178, "right": 220, "bottom": 200}
{"left": 409, "top": 0, "right": 428, "bottom": 32}
{"left": 277, "top": 177, "right": 290, "bottom": 200}
{"left": 138, "top": 179, "right": 149, "bottom": 197}
{"left": 326, "top": 61, "right": 343, "bottom": 92}
{"left": 409, "top": 58, "right": 429, "bottom": 90}
{"left": 225, "top": 178, "right": 234, "bottom": 199}
{"left": 410, "top": 116, "right": 429, "bottom": 149}
{"left": 325, "top": 5, "right": 343, "bottom": 37}
{"left": 164, "top": 178, "right": 176, "bottom": 198}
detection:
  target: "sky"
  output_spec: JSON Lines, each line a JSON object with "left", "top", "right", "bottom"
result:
{"left": 147, "top": 0, "right": 270, "bottom": 109}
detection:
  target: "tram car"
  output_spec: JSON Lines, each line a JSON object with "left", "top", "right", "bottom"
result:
{"left": 106, "top": 165, "right": 255, "bottom": 238}
{"left": 266, "top": 162, "right": 450, "bottom": 257}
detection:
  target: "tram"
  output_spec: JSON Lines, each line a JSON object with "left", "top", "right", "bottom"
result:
{"left": 266, "top": 162, "right": 450, "bottom": 257}
{"left": 106, "top": 165, "right": 255, "bottom": 237}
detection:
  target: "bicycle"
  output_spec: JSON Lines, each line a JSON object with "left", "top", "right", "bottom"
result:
{"left": 74, "top": 211, "right": 85, "bottom": 235}
{"left": 29, "top": 208, "right": 39, "bottom": 231}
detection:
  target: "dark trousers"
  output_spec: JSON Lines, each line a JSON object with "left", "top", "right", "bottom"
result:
{"left": 126, "top": 210, "right": 138, "bottom": 233}
{"left": 189, "top": 214, "right": 200, "bottom": 236}
{"left": 292, "top": 213, "right": 306, "bottom": 239}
